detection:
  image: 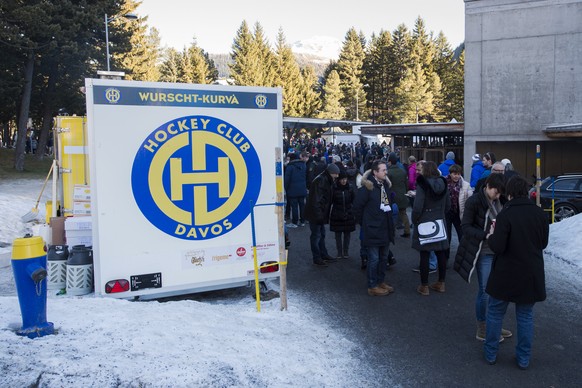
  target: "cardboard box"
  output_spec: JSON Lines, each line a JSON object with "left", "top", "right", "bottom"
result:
{"left": 66, "top": 235, "right": 92, "bottom": 247}
{"left": 72, "top": 201, "right": 91, "bottom": 216}
{"left": 73, "top": 185, "right": 91, "bottom": 201}
{"left": 65, "top": 229, "right": 92, "bottom": 238}
{"left": 50, "top": 217, "right": 66, "bottom": 245}
{"left": 65, "top": 216, "right": 93, "bottom": 231}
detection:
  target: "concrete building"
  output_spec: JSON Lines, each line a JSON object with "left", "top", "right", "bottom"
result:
{"left": 464, "top": 0, "right": 582, "bottom": 179}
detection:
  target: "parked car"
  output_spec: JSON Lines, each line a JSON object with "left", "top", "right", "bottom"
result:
{"left": 529, "top": 174, "right": 582, "bottom": 222}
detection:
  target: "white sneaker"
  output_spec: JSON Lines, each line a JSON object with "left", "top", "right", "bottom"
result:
{"left": 287, "top": 223, "right": 298, "bottom": 228}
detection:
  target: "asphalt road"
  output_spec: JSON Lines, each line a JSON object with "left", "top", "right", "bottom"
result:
{"left": 284, "top": 219, "right": 582, "bottom": 387}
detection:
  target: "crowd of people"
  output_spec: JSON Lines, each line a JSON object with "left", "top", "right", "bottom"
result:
{"left": 283, "top": 140, "right": 549, "bottom": 370}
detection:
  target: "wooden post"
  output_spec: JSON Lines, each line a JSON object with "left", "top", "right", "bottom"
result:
{"left": 275, "top": 147, "right": 287, "bottom": 311}
{"left": 536, "top": 144, "right": 541, "bottom": 207}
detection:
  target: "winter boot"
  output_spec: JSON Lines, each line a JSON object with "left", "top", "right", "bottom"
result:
{"left": 368, "top": 286, "right": 389, "bottom": 296}
{"left": 417, "top": 284, "right": 429, "bottom": 296}
{"left": 378, "top": 283, "right": 395, "bottom": 293}
{"left": 429, "top": 281, "right": 446, "bottom": 293}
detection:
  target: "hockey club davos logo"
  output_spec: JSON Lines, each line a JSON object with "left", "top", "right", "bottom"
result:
{"left": 131, "top": 115, "right": 261, "bottom": 240}
{"left": 255, "top": 94, "right": 267, "bottom": 108}
{"left": 105, "top": 88, "right": 121, "bottom": 104}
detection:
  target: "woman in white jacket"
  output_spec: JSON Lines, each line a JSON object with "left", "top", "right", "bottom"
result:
{"left": 445, "top": 164, "right": 473, "bottom": 265}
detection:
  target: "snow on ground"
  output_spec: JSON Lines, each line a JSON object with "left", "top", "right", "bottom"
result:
{"left": 0, "top": 179, "right": 379, "bottom": 387}
{"left": 1, "top": 178, "right": 581, "bottom": 387}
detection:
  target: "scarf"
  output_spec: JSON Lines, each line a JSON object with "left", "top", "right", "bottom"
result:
{"left": 377, "top": 179, "right": 389, "bottom": 205}
{"left": 484, "top": 188, "right": 503, "bottom": 219}
{"left": 447, "top": 176, "right": 461, "bottom": 214}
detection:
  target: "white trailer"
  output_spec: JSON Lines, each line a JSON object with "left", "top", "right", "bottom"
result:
{"left": 85, "top": 79, "right": 284, "bottom": 299}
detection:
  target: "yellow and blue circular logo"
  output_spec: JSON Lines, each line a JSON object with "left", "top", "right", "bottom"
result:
{"left": 105, "top": 88, "right": 121, "bottom": 104}
{"left": 131, "top": 115, "right": 261, "bottom": 240}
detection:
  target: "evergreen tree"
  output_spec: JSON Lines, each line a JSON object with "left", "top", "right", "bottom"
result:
{"left": 252, "top": 22, "right": 277, "bottom": 86}
{"left": 364, "top": 31, "right": 394, "bottom": 123}
{"left": 0, "top": 0, "right": 118, "bottom": 170}
{"left": 444, "top": 48, "right": 465, "bottom": 121}
{"left": 159, "top": 48, "right": 181, "bottom": 83}
{"left": 274, "top": 29, "right": 303, "bottom": 116}
{"left": 202, "top": 50, "right": 219, "bottom": 83}
{"left": 229, "top": 21, "right": 257, "bottom": 85}
{"left": 410, "top": 17, "right": 442, "bottom": 122}
{"left": 337, "top": 28, "right": 366, "bottom": 120}
{"left": 229, "top": 21, "right": 276, "bottom": 86}
{"left": 434, "top": 32, "right": 464, "bottom": 121}
{"left": 385, "top": 24, "right": 412, "bottom": 123}
{"left": 393, "top": 62, "right": 434, "bottom": 123}
{"left": 300, "top": 66, "right": 322, "bottom": 118}
{"left": 121, "top": 23, "right": 161, "bottom": 81}
{"left": 319, "top": 70, "right": 345, "bottom": 119}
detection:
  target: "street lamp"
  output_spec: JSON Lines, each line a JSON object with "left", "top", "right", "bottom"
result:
{"left": 105, "top": 12, "right": 138, "bottom": 71}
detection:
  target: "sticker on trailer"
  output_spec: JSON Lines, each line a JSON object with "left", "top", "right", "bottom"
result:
{"left": 131, "top": 115, "right": 262, "bottom": 240}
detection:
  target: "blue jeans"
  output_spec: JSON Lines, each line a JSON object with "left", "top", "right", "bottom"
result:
{"left": 359, "top": 227, "right": 367, "bottom": 258}
{"left": 288, "top": 196, "right": 305, "bottom": 225}
{"left": 476, "top": 254, "right": 494, "bottom": 322}
{"left": 429, "top": 251, "right": 437, "bottom": 270}
{"left": 484, "top": 296, "right": 535, "bottom": 366}
{"left": 367, "top": 246, "right": 388, "bottom": 288}
{"left": 309, "top": 223, "right": 328, "bottom": 262}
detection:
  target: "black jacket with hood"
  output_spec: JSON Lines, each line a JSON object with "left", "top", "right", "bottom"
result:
{"left": 411, "top": 175, "right": 451, "bottom": 252}
{"left": 453, "top": 187, "right": 495, "bottom": 282}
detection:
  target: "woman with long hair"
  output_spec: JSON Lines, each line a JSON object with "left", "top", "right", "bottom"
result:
{"left": 411, "top": 161, "right": 451, "bottom": 296}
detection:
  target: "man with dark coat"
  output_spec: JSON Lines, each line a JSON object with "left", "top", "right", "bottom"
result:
{"left": 353, "top": 161, "right": 395, "bottom": 296}
{"left": 483, "top": 176, "right": 549, "bottom": 369}
{"left": 284, "top": 152, "right": 308, "bottom": 227}
{"left": 454, "top": 173, "right": 513, "bottom": 341}
{"left": 304, "top": 163, "right": 339, "bottom": 266}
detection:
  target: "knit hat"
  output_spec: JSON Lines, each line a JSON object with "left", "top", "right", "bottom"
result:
{"left": 501, "top": 158, "right": 511, "bottom": 166}
{"left": 446, "top": 151, "right": 455, "bottom": 160}
{"left": 471, "top": 153, "right": 481, "bottom": 162}
{"left": 388, "top": 152, "right": 398, "bottom": 164}
{"left": 326, "top": 163, "right": 340, "bottom": 175}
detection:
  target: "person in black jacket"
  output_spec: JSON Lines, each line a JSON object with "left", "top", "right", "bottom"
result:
{"left": 484, "top": 176, "right": 549, "bottom": 369}
{"left": 284, "top": 152, "right": 308, "bottom": 228}
{"left": 304, "top": 163, "right": 339, "bottom": 266}
{"left": 330, "top": 171, "right": 357, "bottom": 259}
{"left": 454, "top": 173, "right": 512, "bottom": 341}
{"left": 353, "top": 161, "right": 395, "bottom": 296}
{"left": 411, "top": 161, "right": 451, "bottom": 296}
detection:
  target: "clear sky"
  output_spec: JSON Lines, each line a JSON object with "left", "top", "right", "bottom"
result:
{"left": 137, "top": 0, "right": 465, "bottom": 54}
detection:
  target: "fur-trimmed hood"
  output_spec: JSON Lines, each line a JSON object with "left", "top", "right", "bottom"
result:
{"left": 361, "top": 169, "right": 392, "bottom": 190}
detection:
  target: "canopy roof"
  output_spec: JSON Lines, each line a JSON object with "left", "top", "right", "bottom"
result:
{"left": 283, "top": 116, "right": 371, "bottom": 130}
{"left": 359, "top": 122, "right": 464, "bottom": 136}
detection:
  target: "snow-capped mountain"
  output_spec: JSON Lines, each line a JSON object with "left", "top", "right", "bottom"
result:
{"left": 291, "top": 36, "right": 342, "bottom": 61}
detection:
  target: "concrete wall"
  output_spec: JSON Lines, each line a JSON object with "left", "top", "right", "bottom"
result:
{"left": 463, "top": 0, "right": 582, "bottom": 176}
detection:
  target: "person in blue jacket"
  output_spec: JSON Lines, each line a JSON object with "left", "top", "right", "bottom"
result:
{"left": 438, "top": 151, "right": 456, "bottom": 177}
{"left": 284, "top": 152, "right": 308, "bottom": 228}
{"left": 470, "top": 153, "right": 485, "bottom": 188}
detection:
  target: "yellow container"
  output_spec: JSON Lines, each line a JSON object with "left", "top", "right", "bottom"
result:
{"left": 45, "top": 200, "right": 61, "bottom": 224}
{"left": 12, "top": 236, "right": 45, "bottom": 260}
{"left": 55, "top": 116, "right": 89, "bottom": 216}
